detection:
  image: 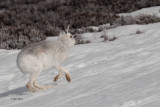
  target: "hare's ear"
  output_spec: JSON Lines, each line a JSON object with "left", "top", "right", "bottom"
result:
{"left": 66, "top": 25, "right": 70, "bottom": 34}
{"left": 59, "top": 31, "right": 66, "bottom": 36}
{"left": 61, "top": 25, "right": 67, "bottom": 34}
{"left": 58, "top": 31, "right": 66, "bottom": 40}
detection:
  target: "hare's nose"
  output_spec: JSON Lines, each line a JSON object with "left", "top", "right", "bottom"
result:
{"left": 73, "top": 35, "right": 77, "bottom": 38}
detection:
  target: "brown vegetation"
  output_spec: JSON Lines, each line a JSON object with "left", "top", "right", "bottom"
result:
{"left": 0, "top": 0, "right": 160, "bottom": 49}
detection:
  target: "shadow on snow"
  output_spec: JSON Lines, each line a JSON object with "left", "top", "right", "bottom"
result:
{"left": 0, "top": 86, "right": 29, "bottom": 98}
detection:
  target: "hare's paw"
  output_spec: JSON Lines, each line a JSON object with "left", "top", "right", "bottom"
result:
{"left": 26, "top": 84, "right": 39, "bottom": 92}
{"left": 54, "top": 75, "right": 59, "bottom": 82}
{"left": 65, "top": 74, "right": 71, "bottom": 82}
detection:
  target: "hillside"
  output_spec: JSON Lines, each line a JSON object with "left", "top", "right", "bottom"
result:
{"left": 0, "top": 21, "right": 160, "bottom": 107}
{"left": 0, "top": 0, "right": 160, "bottom": 36}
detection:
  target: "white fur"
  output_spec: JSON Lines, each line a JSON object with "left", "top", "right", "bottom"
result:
{"left": 17, "top": 30, "right": 76, "bottom": 92}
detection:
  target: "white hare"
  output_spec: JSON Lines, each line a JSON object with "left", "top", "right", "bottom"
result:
{"left": 17, "top": 26, "right": 76, "bottom": 92}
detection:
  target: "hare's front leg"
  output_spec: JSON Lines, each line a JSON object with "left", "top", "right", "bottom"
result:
{"left": 61, "top": 66, "right": 71, "bottom": 82}
{"left": 54, "top": 70, "right": 64, "bottom": 82}
{"left": 54, "top": 65, "right": 64, "bottom": 82}
{"left": 54, "top": 65, "right": 71, "bottom": 82}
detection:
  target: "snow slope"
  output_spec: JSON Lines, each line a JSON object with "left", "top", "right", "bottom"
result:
{"left": 0, "top": 22, "right": 160, "bottom": 107}
{"left": 119, "top": 6, "right": 160, "bottom": 17}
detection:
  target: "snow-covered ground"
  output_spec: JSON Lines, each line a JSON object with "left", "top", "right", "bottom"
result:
{"left": 0, "top": 7, "right": 160, "bottom": 107}
{"left": 119, "top": 6, "right": 160, "bottom": 17}
{"left": 0, "top": 22, "right": 160, "bottom": 107}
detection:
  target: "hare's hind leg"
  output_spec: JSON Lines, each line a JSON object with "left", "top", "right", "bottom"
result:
{"left": 33, "top": 79, "right": 52, "bottom": 90}
{"left": 26, "top": 72, "right": 39, "bottom": 92}
{"left": 32, "top": 70, "right": 52, "bottom": 90}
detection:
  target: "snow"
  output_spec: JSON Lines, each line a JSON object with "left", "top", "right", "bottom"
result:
{"left": 1, "top": 7, "right": 160, "bottom": 107}
{"left": 119, "top": 6, "right": 160, "bottom": 17}
{"left": 81, "top": 22, "right": 160, "bottom": 43}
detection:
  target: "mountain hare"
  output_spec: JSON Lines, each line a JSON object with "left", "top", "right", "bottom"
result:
{"left": 17, "top": 26, "right": 76, "bottom": 92}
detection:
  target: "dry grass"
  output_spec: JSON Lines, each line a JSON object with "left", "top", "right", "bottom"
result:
{"left": 0, "top": 27, "right": 45, "bottom": 49}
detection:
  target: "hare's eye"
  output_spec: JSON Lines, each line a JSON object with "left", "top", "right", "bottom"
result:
{"left": 70, "top": 36, "right": 73, "bottom": 38}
